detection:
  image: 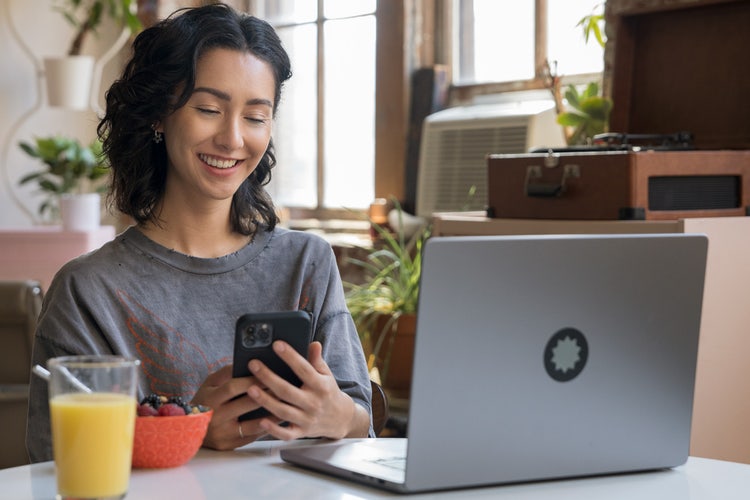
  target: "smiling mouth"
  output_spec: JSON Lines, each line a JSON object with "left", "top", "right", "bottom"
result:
{"left": 199, "top": 154, "right": 239, "bottom": 169}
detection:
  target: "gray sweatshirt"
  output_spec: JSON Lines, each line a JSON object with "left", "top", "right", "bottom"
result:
{"left": 27, "top": 225, "right": 372, "bottom": 462}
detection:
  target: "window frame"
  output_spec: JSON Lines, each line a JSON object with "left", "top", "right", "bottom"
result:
{"left": 444, "top": 0, "right": 604, "bottom": 105}
{"left": 236, "top": 0, "right": 605, "bottom": 222}
{"left": 243, "top": 0, "right": 383, "bottom": 222}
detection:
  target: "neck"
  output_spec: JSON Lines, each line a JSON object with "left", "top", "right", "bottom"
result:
{"left": 138, "top": 206, "right": 251, "bottom": 258}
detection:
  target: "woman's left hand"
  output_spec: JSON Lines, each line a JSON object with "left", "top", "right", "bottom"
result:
{"left": 246, "top": 340, "right": 370, "bottom": 440}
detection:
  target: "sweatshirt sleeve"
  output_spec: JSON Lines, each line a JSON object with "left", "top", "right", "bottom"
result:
{"left": 314, "top": 247, "right": 375, "bottom": 437}
{"left": 26, "top": 262, "right": 114, "bottom": 463}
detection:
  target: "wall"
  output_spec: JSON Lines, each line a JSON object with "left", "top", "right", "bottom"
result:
{"left": 0, "top": 0, "right": 125, "bottom": 229}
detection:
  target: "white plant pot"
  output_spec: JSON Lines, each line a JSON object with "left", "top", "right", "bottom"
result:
{"left": 43, "top": 56, "right": 95, "bottom": 110}
{"left": 59, "top": 193, "right": 101, "bottom": 232}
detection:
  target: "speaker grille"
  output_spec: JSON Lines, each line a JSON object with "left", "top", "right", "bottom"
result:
{"left": 648, "top": 175, "right": 740, "bottom": 211}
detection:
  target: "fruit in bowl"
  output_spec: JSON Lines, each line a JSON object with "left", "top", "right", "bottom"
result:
{"left": 132, "top": 394, "right": 213, "bottom": 469}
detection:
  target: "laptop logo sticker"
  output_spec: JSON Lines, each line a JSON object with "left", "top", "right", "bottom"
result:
{"left": 544, "top": 327, "right": 588, "bottom": 382}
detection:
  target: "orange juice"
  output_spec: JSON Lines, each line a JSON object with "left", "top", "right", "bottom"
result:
{"left": 50, "top": 392, "right": 136, "bottom": 498}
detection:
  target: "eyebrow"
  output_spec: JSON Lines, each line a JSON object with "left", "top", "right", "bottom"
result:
{"left": 193, "top": 87, "right": 273, "bottom": 108}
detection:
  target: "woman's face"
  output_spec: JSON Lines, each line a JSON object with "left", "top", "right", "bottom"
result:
{"left": 158, "top": 48, "right": 276, "bottom": 206}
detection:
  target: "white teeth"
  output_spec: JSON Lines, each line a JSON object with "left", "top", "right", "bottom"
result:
{"left": 200, "top": 154, "right": 238, "bottom": 169}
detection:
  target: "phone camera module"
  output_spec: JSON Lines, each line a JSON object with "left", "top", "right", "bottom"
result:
{"left": 242, "top": 322, "right": 273, "bottom": 348}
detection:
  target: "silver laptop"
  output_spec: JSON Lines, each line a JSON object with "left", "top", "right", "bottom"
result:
{"left": 281, "top": 233, "right": 708, "bottom": 493}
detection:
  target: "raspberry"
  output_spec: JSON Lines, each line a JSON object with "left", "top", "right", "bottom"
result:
{"left": 137, "top": 404, "right": 158, "bottom": 417}
{"left": 157, "top": 403, "right": 187, "bottom": 416}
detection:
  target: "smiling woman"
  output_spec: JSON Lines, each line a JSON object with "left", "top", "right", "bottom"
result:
{"left": 149, "top": 48, "right": 277, "bottom": 239}
{"left": 26, "top": 3, "right": 374, "bottom": 464}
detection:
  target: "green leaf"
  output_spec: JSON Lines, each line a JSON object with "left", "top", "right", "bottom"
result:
{"left": 563, "top": 85, "right": 581, "bottom": 109}
{"left": 557, "top": 112, "right": 588, "bottom": 127}
{"left": 582, "top": 82, "right": 600, "bottom": 100}
{"left": 590, "top": 22, "right": 605, "bottom": 48}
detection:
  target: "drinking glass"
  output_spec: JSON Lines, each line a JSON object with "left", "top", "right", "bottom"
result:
{"left": 48, "top": 355, "right": 140, "bottom": 500}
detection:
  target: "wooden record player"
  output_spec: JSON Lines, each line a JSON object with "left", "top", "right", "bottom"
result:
{"left": 487, "top": 0, "right": 750, "bottom": 220}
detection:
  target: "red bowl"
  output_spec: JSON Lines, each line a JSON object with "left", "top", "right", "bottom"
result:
{"left": 132, "top": 409, "right": 213, "bottom": 468}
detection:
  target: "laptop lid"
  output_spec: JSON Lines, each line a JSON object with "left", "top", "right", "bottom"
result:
{"left": 282, "top": 233, "right": 708, "bottom": 493}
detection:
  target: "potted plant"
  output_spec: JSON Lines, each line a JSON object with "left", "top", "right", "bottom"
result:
{"left": 344, "top": 202, "right": 430, "bottom": 400}
{"left": 544, "top": 4, "right": 613, "bottom": 146}
{"left": 18, "top": 136, "right": 109, "bottom": 230}
{"left": 555, "top": 81, "right": 613, "bottom": 146}
{"left": 45, "top": 0, "right": 142, "bottom": 108}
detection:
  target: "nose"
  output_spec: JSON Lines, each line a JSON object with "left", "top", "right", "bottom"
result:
{"left": 215, "top": 116, "right": 244, "bottom": 151}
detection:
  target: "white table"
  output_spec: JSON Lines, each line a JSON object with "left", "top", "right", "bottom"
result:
{"left": 1, "top": 440, "right": 749, "bottom": 499}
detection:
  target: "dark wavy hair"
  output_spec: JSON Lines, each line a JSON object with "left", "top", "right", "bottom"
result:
{"left": 97, "top": 3, "right": 292, "bottom": 234}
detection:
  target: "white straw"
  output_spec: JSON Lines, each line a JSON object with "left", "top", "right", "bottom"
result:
{"left": 33, "top": 364, "right": 93, "bottom": 393}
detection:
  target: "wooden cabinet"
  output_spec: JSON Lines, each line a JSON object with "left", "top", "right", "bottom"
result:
{"left": 432, "top": 213, "right": 750, "bottom": 464}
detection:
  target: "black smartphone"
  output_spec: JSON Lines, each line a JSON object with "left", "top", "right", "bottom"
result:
{"left": 232, "top": 310, "right": 312, "bottom": 421}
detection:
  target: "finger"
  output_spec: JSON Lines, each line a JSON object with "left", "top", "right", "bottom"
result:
{"left": 248, "top": 343, "right": 312, "bottom": 396}
{"left": 246, "top": 360, "right": 306, "bottom": 423}
{"left": 248, "top": 357, "right": 290, "bottom": 390}
{"left": 272, "top": 340, "right": 327, "bottom": 383}
{"left": 306, "top": 341, "right": 331, "bottom": 375}
{"left": 236, "top": 416, "right": 278, "bottom": 443}
{"left": 203, "top": 407, "right": 267, "bottom": 450}
{"left": 228, "top": 392, "right": 267, "bottom": 420}
{"left": 246, "top": 383, "right": 304, "bottom": 424}
{"left": 258, "top": 419, "right": 304, "bottom": 441}
{"left": 197, "top": 374, "right": 263, "bottom": 409}
{"left": 273, "top": 340, "right": 313, "bottom": 375}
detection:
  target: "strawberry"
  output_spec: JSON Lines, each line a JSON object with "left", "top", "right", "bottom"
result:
{"left": 137, "top": 404, "right": 159, "bottom": 417}
{"left": 157, "top": 403, "right": 187, "bottom": 417}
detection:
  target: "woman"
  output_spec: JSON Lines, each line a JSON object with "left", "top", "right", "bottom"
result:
{"left": 27, "top": 3, "right": 372, "bottom": 463}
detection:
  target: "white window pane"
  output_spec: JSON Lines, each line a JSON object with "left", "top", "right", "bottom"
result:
{"left": 323, "top": 16, "right": 375, "bottom": 209}
{"left": 269, "top": 25, "right": 317, "bottom": 208}
{"left": 324, "top": 0, "right": 376, "bottom": 19}
{"left": 547, "top": 0, "right": 604, "bottom": 75}
{"left": 459, "top": 0, "right": 535, "bottom": 84}
{"left": 261, "top": 0, "right": 317, "bottom": 24}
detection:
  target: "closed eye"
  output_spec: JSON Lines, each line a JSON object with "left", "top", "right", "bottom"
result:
{"left": 195, "top": 106, "right": 220, "bottom": 115}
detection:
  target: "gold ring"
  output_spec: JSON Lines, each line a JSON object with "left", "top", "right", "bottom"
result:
{"left": 238, "top": 422, "right": 244, "bottom": 439}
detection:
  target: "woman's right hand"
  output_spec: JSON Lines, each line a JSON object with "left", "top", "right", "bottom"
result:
{"left": 191, "top": 364, "right": 282, "bottom": 450}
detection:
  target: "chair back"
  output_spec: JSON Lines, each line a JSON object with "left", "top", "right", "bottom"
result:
{"left": 0, "top": 280, "right": 42, "bottom": 383}
{"left": 370, "top": 380, "right": 389, "bottom": 436}
{"left": 0, "top": 280, "right": 43, "bottom": 468}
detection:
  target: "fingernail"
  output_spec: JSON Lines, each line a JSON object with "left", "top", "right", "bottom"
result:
{"left": 274, "top": 340, "right": 285, "bottom": 352}
{"left": 249, "top": 360, "right": 260, "bottom": 372}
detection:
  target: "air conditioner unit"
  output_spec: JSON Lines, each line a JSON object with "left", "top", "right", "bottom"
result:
{"left": 415, "top": 100, "right": 566, "bottom": 217}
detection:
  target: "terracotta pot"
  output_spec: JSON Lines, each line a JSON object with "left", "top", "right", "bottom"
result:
{"left": 371, "top": 313, "right": 416, "bottom": 399}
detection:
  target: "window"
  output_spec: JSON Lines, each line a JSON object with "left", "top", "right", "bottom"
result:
{"left": 248, "top": 1, "right": 376, "bottom": 217}
{"left": 451, "top": 0, "right": 604, "bottom": 94}
{"left": 239, "top": 1, "right": 606, "bottom": 219}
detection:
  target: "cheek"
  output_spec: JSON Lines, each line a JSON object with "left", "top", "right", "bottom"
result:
{"left": 247, "top": 127, "right": 272, "bottom": 154}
